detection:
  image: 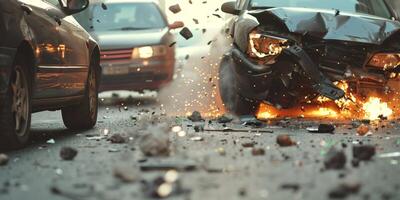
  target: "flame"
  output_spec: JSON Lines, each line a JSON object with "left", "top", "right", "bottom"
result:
{"left": 362, "top": 97, "right": 393, "bottom": 120}
{"left": 256, "top": 81, "right": 394, "bottom": 120}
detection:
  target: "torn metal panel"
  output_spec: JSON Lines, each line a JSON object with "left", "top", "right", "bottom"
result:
{"left": 249, "top": 7, "right": 400, "bottom": 45}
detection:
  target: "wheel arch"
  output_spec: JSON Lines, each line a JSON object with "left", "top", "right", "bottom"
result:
{"left": 14, "top": 40, "right": 36, "bottom": 89}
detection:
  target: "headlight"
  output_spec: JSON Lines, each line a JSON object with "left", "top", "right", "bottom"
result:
{"left": 367, "top": 53, "right": 400, "bottom": 70}
{"left": 132, "top": 45, "right": 167, "bottom": 59}
{"left": 248, "top": 30, "right": 289, "bottom": 64}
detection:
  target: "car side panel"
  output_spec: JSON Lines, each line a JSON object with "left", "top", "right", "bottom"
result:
{"left": 19, "top": 0, "right": 88, "bottom": 99}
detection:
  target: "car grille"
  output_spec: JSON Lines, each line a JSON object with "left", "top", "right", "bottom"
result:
{"left": 100, "top": 48, "right": 133, "bottom": 62}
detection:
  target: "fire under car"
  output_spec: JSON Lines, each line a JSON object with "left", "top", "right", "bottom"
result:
{"left": 218, "top": 0, "right": 400, "bottom": 115}
{"left": 74, "top": 0, "right": 183, "bottom": 92}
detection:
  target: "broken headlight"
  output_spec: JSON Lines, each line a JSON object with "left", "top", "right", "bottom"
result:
{"left": 248, "top": 30, "right": 289, "bottom": 64}
{"left": 367, "top": 53, "right": 400, "bottom": 70}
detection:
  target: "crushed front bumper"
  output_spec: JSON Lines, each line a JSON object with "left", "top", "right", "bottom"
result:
{"left": 229, "top": 46, "right": 343, "bottom": 101}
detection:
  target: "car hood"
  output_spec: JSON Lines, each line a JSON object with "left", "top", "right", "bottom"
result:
{"left": 90, "top": 28, "right": 169, "bottom": 50}
{"left": 249, "top": 7, "right": 400, "bottom": 45}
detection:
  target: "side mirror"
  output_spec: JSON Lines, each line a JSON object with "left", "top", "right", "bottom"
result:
{"left": 58, "top": 0, "right": 89, "bottom": 15}
{"left": 169, "top": 21, "right": 184, "bottom": 29}
{"left": 221, "top": 1, "right": 239, "bottom": 15}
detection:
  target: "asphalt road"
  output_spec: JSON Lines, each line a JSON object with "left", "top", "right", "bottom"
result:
{"left": 1, "top": 97, "right": 400, "bottom": 200}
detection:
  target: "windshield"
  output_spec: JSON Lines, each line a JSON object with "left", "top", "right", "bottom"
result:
{"left": 74, "top": 2, "right": 167, "bottom": 32}
{"left": 250, "top": 0, "right": 392, "bottom": 19}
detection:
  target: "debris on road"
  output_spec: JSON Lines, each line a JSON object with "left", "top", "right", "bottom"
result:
{"left": 276, "top": 135, "right": 296, "bottom": 147}
{"left": 378, "top": 152, "right": 400, "bottom": 158}
{"left": 194, "top": 125, "right": 204, "bottom": 132}
{"left": 353, "top": 145, "right": 375, "bottom": 161}
{"left": 108, "top": 134, "right": 126, "bottom": 144}
{"left": 139, "top": 158, "right": 197, "bottom": 171}
{"left": 187, "top": 111, "right": 203, "bottom": 122}
{"left": 280, "top": 183, "right": 300, "bottom": 192}
{"left": 216, "top": 114, "right": 234, "bottom": 123}
{"left": 356, "top": 124, "right": 370, "bottom": 136}
{"left": 0, "top": 154, "right": 9, "bottom": 166}
{"left": 142, "top": 170, "right": 189, "bottom": 198}
{"left": 46, "top": 139, "right": 55, "bottom": 144}
{"left": 307, "top": 124, "right": 335, "bottom": 133}
{"left": 179, "top": 27, "right": 193, "bottom": 40}
{"left": 139, "top": 127, "right": 170, "bottom": 157}
{"left": 328, "top": 182, "right": 361, "bottom": 199}
{"left": 59, "top": 147, "right": 78, "bottom": 161}
{"left": 169, "top": 4, "right": 181, "bottom": 14}
{"left": 113, "top": 165, "right": 140, "bottom": 183}
{"left": 242, "top": 142, "right": 256, "bottom": 148}
{"left": 251, "top": 148, "right": 265, "bottom": 156}
{"left": 190, "top": 136, "right": 203, "bottom": 141}
{"left": 324, "top": 148, "right": 346, "bottom": 170}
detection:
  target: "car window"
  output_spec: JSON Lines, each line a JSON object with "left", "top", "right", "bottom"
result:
{"left": 74, "top": 2, "right": 167, "bottom": 32}
{"left": 250, "top": 0, "right": 392, "bottom": 19}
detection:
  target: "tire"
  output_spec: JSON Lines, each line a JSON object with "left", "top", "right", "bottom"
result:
{"left": 217, "top": 56, "right": 259, "bottom": 115}
{"left": 0, "top": 57, "right": 32, "bottom": 149}
{"left": 62, "top": 61, "right": 98, "bottom": 130}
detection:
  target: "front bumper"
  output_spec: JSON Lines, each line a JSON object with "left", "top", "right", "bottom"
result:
{"left": 99, "top": 57, "right": 174, "bottom": 91}
{"left": 228, "top": 45, "right": 392, "bottom": 105}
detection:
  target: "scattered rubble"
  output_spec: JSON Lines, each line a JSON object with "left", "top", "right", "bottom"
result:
{"left": 328, "top": 182, "right": 361, "bottom": 199}
{"left": 242, "top": 142, "right": 256, "bottom": 148}
{"left": 307, "top": 124, "right": 335, "bottom": 133}
{"left": 353, "top": 145, "right": 375, "bottom": 161}
{"left": 190, "top": 136, "right": 203, "bottom": 141}
{"left": 113, "top": 165, "right": 140, "bottom": 183}
{"left": 179, "top": 27, "right": 193, "bottom": 40}
{"left": 324, "top": 148, "right": 346, "bottom": 170}
{"left": 194, "top": 125, "right": 204, "bottom": 132}
{"left": 356, "top": 124, "right": 370, "bottom": 136}
{"left": 251, "top": 148, "right": 265, "bottom": 156}
{"left": 60, "top": 147, "right": 78, "bottom": 161}
{"left": 139, "top": 127, "right": 170, "bottom": 157}
{"left": 276, "top": 135, "right": 296, "bottom": 147}
{"left": 0, "top": 154, "right": 9, "bottom": 166}
{"left": 280, "top": 183, "right": 300, "bottom": 192}
{"left": 216, "top": 114, "right": 234, "bottom": 123}
{"left": 142, "top": 170, "right": 189, "bottom": 198}
{"left": 168, "top": 4, "right": 181, "bottom": 14}
{"left": 187, "top": 111, "right": 203, "bottom": 122}
{"left": 108, "top": 134, "right": 126, "bottom": 144}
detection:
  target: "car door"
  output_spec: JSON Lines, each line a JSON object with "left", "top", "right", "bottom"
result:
{"left": 45, "top": 0, "right": 90, "bottom": 97}
{"left": 19, "top": 0, "right": 89, "bottom": 99}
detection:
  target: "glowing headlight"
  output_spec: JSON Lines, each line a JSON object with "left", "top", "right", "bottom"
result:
{"left": 368, "top": 53, "right": 400, "bottom": 70}
{"left": 248, "top": 31, "right": 289, "bottom": 60}
{"left": 132, "top": 45, "right": 167, "bottom": 59}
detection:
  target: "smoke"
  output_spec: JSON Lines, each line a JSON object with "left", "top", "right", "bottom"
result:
{"left": 157, "top": 26, "right": 233, "bottom": 117}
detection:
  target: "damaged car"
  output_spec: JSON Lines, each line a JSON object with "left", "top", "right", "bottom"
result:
{"left": 218, "top": 0, "right": 400, "bottom": 115}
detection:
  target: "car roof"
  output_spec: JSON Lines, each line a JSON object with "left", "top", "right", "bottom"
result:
{"left": 90, "top": 0, "right": 159, "bottom": 5}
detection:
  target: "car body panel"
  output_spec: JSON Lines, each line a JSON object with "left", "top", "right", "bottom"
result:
{"left": 0, "top": 0, "right": 100, "bottom": 112}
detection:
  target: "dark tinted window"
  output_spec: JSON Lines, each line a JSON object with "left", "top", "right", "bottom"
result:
{"left": 250, "top": 0, "right": 392, "bottom": 19}
{"left": 74, "top": 2, "right": 167, "bottom": 32}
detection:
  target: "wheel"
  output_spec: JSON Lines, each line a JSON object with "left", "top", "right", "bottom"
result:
{"left": 62, "top": 62, "right": 98, "bottom": 130}
{"left": 217, "top": 56, "right": 259, "bottom": 115}
{"left": 0, "top": 58, "right": 32, "bottom": 149}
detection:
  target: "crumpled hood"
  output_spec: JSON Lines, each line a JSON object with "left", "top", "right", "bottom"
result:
{"left": 90, "top": 28, "right": 169, "bottom": 50}
{"left": 249, "top": 7, "right": 400, "bottom": 45}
